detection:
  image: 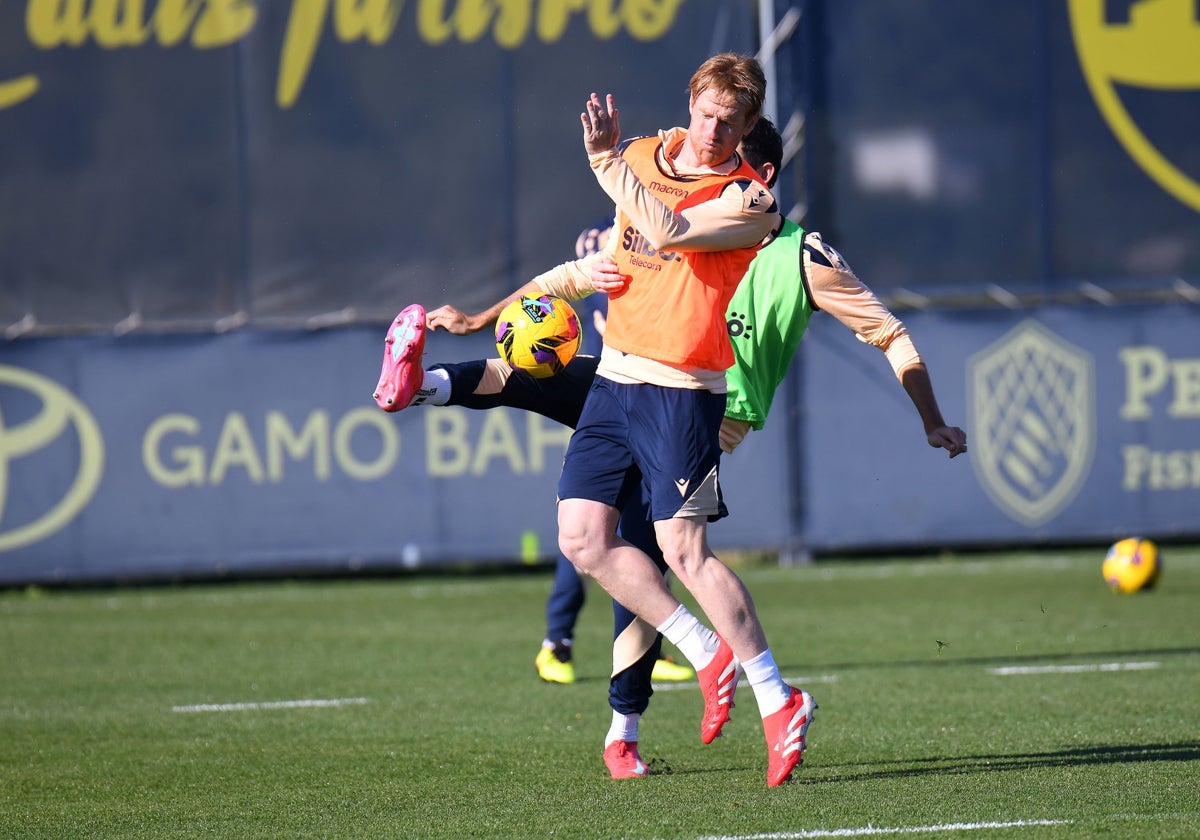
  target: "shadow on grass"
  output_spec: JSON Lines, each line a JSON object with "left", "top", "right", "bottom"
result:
{"left": 815, "top": 741, "right": 1200, "bottom": 783}
{"left": 636, "top": 742, "right": 1200, "bottom": 781}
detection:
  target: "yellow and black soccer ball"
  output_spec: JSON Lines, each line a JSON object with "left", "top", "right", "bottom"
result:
{"left": 1102, "top": 537, "right": 1161, "bottom": 594}
{"left": 495, "top": 295, "right": 581, "bottom": 379}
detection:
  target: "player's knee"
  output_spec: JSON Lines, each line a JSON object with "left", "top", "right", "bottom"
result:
{"left": 558, "top": 528, "right": 594, "bottom": 573}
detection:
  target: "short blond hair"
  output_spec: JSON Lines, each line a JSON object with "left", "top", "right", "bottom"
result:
{"left": 687, "top": 53, "right": 766, "bottom": 121}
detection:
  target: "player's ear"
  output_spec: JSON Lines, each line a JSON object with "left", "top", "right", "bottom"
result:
{"left": 757, "top": 161, "right": 777, "bottom": 188}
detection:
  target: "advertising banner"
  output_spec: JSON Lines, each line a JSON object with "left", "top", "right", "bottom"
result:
{"left": 0, "top": 0, "right": 758, "bottom": 331}
{"left": 3, "top": 303, "right": 1197, "bottom": 585}
{"left": 801, "top": 303, "right": 1200, "bottom": 550}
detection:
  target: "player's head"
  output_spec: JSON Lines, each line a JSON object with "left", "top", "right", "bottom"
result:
{"left": 738, "top": 115, "right": 783, "bottom": 189}
{"left": 685, "top": 53, "right": 766, "bottom": 167}
{"left": 687, "top": 53, "right": 766, "bottom": 122}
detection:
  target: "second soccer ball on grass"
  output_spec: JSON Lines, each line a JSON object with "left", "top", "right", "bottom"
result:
{"left": 1102, "top": 537, "right": 1161, "bottom": 594}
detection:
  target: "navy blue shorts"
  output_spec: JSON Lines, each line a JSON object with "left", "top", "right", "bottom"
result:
{"left": 558, "top": 376, "right": 728, "bottom": 522}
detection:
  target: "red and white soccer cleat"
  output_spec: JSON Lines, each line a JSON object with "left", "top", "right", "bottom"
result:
{"left": 603, "top": 740, "right": 649, "bottom": 779}
{"left": 763, "top": 687, "right": 816, "bottom": 787}
{"left": 373, "top": 304, "right": 426, "bottom": 412}
{"left": 696, "top": 637, "right": 740, "bottom": 744}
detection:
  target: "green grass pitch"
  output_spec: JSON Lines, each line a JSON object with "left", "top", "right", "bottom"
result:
{"left": 2, "top": 546, "right": 1198, "bottom": 839}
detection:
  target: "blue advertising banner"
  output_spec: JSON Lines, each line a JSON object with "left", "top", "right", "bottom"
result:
{"left": 1, "top": 327, "right": 563, "bottom": 584}
{"left": 3, "top": 0, "right": 1199, "bottom": 585}
{"left": 3, "top": 302, "right": 1197, "bottom": 585}
{"left": 0, "top": 0, "right": 758, "bottom": 332}
{"left": 0, "top": 323, "right": 794, "bottom": 586}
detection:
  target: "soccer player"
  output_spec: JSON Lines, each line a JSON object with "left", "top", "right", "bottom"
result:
{"left": 561, "top": 53, "right": 811, "bottom": 788}
{"left": 376, "top": 61, "right": 965, "bottom": 785}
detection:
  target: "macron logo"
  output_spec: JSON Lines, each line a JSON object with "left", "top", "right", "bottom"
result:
{"left": 675, "top": 478, "right": 689, "bottom": 496}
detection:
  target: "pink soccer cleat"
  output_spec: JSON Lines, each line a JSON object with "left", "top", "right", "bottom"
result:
{"left": 763, "top": 687, "right": 816, "bottom": 786}
{"left": 696, "top": 637, "right": 740, "bottom": 744}
{"left": 373, "top": 304, "right": 426, "bottom": 412}
{"left": 603, "top": 740, "right": 649, "bottom": 779}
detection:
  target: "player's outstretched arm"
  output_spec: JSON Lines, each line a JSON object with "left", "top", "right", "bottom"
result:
{"left": 426, "top": 279, "right": 544, "bottom": 335}
{"left": 899, "top": 363, "right": 968, "bottom": 458}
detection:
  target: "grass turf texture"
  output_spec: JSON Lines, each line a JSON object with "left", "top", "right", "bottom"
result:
{"left": 1, "top": 547, "right": 1198, "bottom": 839}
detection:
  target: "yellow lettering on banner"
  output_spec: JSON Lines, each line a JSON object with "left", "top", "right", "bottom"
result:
{"left": 144, "top": 408, "right": 398, "bottom": 486}
{"left": 210, "top": 411, "right": 265, "bottom": 483}
{"left": 335, "top": 0, "right": 401, "bottom": 41}
{"left": 26, "top": 0, "right": 87, "bottom": 46}
{"left": 279, "top": 0, "right": 328, "bottom": 107}
{"left": 278, "top": 0, "right": 400, "bottom": 108}
{"left": 154, "top": 0, "right": 204, "bottom": 46}
{"left": 472, "top": 411, "right": 523, "bottom": 473}
{"left": 1120, "top": 346, "right": 1200, "bottom": 419}
{"left": 1120, "top": 346, "right": 1170, "bottom": 419}
{"left": 426, "top": 409, "right": 471, "bottom": 476}
{"left": 424, "top": 406, "right": 571, "bottom": 476}
{"left": 417, "top": 0, "right": 679, "bottom": 47}
{"left": 1170, "top": 359, "right": 1200, "bottom": 418}
{"left": 25, "top": 0, "right": 254, "bottom": 49}
{"left": 87, "top": 0, "right": 150, "bottom": 47}
{"left": 537, "top": 0, "right": 591, "bottom": 40}
{"left": 267, "top": 410, "right": 330, "bottom": 481}
{"left": 334, "top": 407, "right": 398, "bottom": 480}
{"left": 0, "top": 75, "right": 40, "bottom": 110}
{"left": 13, "top": 0, "right": 683, "bottom": 110}
{"left": 416, "top": 0, "right": 463, "bottom": 44}
{"left": 525, "top": 413, "right": 571, "bottom": 472}
{"left": 143, "top": 413, "right": 206, "bottom": 488}
{"left": 1122, "top": 445, "right": 1200, "bottom": 491}
{"left": 192, "top": 0, "right": 257, "bottom": 47}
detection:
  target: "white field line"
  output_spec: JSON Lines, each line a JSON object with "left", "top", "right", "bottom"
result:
{"left": 652, "top": 674, "right": 838, "bottom": 692}
{"left": 172, "top": 697, "right": 368, "bottom": 713}
{"left": 989, "top": 661, "right": 1161, "bottom": 676}
{"left": 657, "top": 659, "right": 1161, "bottom": 691}
{"left": 694, "top": 818, "right": 1070, "bottom": 839}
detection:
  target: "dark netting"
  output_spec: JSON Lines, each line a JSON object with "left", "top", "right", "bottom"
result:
{"left": 2, "top": 1, "right": 1196, "bottom": 339}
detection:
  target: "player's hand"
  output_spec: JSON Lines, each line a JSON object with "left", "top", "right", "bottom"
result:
{"left": 426, "top": 305, "right": 476, "bottom": 335}
{"left": 581, "top": 93, "right": 620, "bottom": 155}
{"left": 588, "top": 257, "right": 630, "bottom": 297}
{"left": 928, "top": 425, "right": 968, "bottom": 459}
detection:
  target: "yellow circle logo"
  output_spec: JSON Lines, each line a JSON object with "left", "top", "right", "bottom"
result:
{"left": 0, "top": 365, "right": 105, "bottom": 552}
{"left": 1069, "top": 0, "right": 1200, "bottom": 212}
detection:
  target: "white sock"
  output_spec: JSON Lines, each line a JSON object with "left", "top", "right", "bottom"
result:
{"left": 605, "top": 711, "right": 640, "bottom": 747}
{"left": 742, "top": 648, "right": 791, "bottom": 717}
{"left": 656, "top": 605, "right": 719, "bottom": 671}
{"left": 408, "top": 367, "right": 451, "bottom": 407}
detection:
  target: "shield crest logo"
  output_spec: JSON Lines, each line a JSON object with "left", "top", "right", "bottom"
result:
{"left": 968, "top": 320, "right": 1095, "bottom": 527}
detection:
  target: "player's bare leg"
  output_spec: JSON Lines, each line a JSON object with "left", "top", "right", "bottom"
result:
{"left": 558, "top": 498, "right": 681, "bottom": 627}
{"left": 656, "top": 515, "right": 816, "bottom": 784}
{"left": 559, "top": 498, "right": 740, "bottom": 743}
